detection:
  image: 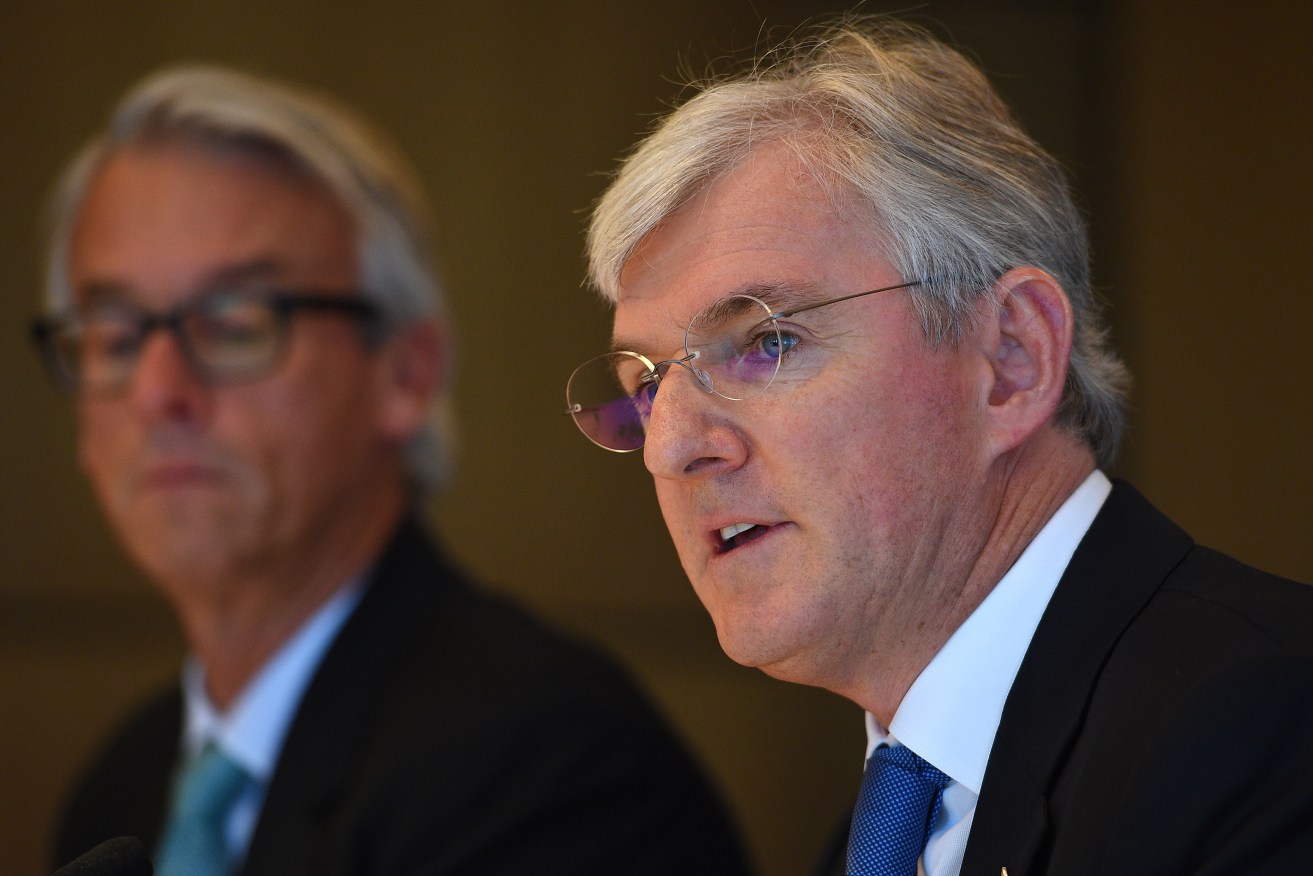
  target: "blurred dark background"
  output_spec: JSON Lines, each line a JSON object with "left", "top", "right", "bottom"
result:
{"left": 2, "top": 1, "right": 1309, "bottom": 873}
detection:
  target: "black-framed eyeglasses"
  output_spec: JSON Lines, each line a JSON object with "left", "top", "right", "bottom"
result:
{"left": 566, "top": 279, "right": 922, "bottom": 451}
{"left": 30, "top": 288, "right": 380, "bottom": 397}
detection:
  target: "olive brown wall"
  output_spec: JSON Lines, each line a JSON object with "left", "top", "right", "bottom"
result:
{"left": 1, "top": 2, "right": 1308, "bottom": 874}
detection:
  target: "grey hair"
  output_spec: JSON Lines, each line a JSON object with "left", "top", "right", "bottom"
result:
{"left": 588, "top": 16, "right": 1129, "bottom": 465}
{"left": 45, "top": 65, "right": 455, "bottom": 490}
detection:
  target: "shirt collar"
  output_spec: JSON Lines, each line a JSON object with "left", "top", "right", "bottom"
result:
{"left": 873, "top": 470, "right": 1112, "bottom": 793}
{"left": 181, "top": 577, "right": 366, "bottom": 782}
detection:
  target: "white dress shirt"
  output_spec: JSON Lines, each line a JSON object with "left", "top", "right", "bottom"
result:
{"left": 178, "top": 578, "right": 365, "bottom": 865}
{"left": 861, "top": 470, "right": 1112, "bottom": 876}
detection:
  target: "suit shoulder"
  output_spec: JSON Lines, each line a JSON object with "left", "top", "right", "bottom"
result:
{"left": 294, "top": 570, "right": 751, "bottom": 873}
{"left": 52, "top": 685, "right": 180, "bottom": 868}
{"left": 1155, "top": 544, "right": 1313, "bottom": 655}
{"left": 385, "top": 583, "right": 678, "bottom": 746}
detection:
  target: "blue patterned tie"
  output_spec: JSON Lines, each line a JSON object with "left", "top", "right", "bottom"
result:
{"left": 846, "top": 744, "right": 951, "bottom": 876}
{"left": 155, "top": 745, "right": 250, "bottom": 876}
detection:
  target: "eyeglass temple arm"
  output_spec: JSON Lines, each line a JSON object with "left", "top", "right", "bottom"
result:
{"left": 769, "top": 279, "right": 923, "bottom": 320}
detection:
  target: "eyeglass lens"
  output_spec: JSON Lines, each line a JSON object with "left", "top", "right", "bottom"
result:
{"left": 567, "top": 294, "right": 781, "bottom": 451}
{"left": 44, "top": 292, "right": 289, "bottom": 395}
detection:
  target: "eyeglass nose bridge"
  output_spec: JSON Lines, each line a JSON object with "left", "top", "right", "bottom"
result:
{"left": 127, "top": 310, "right": 211, "bottom": 378}
{"left": 647, "top": 350, "right": 715, "bottom": 394}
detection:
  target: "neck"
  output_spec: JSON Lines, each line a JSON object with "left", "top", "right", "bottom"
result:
{"left": 169, "top": 484, "right": 409, "bottom": 710}
{"left": 849, "top": 427, "right": 1096, "bottom": 726}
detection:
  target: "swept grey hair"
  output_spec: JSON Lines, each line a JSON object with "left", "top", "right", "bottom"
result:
{"left": 44, "top": 65, "right": 455, "bottom": 490}
{"left": 588, "top": 16, "right": 1129, "bottom": 465}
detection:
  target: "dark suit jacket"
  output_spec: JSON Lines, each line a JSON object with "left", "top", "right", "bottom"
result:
{"left": 822, "top": 481, "right": 1313, "bottom": 875}
{"left": 54, "top": 517, "right": 750, "bottom": 875}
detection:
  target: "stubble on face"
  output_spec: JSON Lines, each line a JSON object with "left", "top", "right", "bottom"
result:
{"left": 70, "top": 143, "right": 395, "bottom": 609}
{"left": 615, "top": 142, "right": 996, "bottom": 704}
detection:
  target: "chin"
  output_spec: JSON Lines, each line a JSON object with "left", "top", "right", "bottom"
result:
{"left": 711, "top": 610, "right": 800, "bottom": 674}
{"left": 114, "top": 504, "right": 245, "bottom": 576}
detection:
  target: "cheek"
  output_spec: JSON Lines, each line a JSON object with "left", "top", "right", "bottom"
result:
{"left": 76, "top": 404, "right": 130, "bottom": 491}
{"left": 777, "top": 360, "right": 978, "bottom": 507}
{"left": 241, "top": 338, "right": 377, "bottom": 456}
{"left": 221, "top": 393, "right": 328, "bottom": 482}
{"left": 761, "top": 373, "right": 887, "bottom": 474}
{"left": 653, "top": 480, "right": 693, "bottom": 544}
{"left": 241, "top": 369, "right": 380, "bottom": 493}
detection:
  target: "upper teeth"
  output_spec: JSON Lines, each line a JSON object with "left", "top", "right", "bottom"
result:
{"left": 720, "top": 523, "right": 755, "bottom": 541}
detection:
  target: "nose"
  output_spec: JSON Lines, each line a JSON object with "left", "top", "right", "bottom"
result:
{"left": 126, "top": 329, "right": 212, "bottom": 426}
{"left": 642, "top": 363, "right": 747, "bottom": 480}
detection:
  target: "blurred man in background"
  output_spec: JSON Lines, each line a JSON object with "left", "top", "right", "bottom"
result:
{"left": 568, "top": 16, "right": 1313, "bottom": 875}
{"left": 34, "top": 65, "right": 748, "bottom": 875}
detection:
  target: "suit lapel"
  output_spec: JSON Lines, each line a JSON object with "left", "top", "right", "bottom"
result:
{"left": 241, "top": 517, "right": 457, "bottom": 876}
{"left": 962, "top": 482, "right": 1193, "bottom": 876}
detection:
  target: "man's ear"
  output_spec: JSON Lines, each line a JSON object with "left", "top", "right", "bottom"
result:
{"left": 374, "top": 319, "right": 446, "bottom": 443}
{"left": 981, "top": 267, "right": 1073, "bottom": 456}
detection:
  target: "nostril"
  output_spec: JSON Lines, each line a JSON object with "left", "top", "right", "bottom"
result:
{"left": 683, "top": 454, "right": 724, "bottom": 476}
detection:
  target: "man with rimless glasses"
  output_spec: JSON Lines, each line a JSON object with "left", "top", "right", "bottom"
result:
{"left": 33, "top": 67, "right": 748, "bottom": 875}
{"left": 569, "top": 16, "right": 1313, "bottom": 876}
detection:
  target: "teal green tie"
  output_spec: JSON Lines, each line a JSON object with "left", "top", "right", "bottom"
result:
{"left": 155, "top": 745, "right": 250, "bottom": 876}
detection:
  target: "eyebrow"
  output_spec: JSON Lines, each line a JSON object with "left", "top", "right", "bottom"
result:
{"left": 740, "top": 281, "right": 824, "bottom": 313}
{"left": 201, "top": 258, "right": 287, "bottom": 287}
{"left": 75, "top": 258, "right": 290, "bottom": 309}
{"left": 610, "top": 279, "right": 822, "bottom": 355}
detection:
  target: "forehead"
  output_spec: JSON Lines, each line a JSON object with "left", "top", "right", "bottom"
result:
{"left": 68, "top": 142, "right": 356, "bottom": 306}
{"left": 612, "top": 142, "right": 895, "bottom": 349}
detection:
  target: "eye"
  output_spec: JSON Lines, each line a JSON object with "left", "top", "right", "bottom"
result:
{"left": 614, "top": 357, "right": 657, "bottom": 398}
{"left": 198, "top": 315, "right": 268, "bottom": 348}
{"left": 184, "top": 293, "right": 279, "bottom": 359}
{"left": 193, "top": 297, "right": 273, "bottom": 344}
{"left": 757, "top": 329, "right": 801, "bottom": 360}
{"left": 636, "top": 378, "right": 659, "bottom": 406}
{"left": 81, "top": 316, "right": 144, "bottom": 361}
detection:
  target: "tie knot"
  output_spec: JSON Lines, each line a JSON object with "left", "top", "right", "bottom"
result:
{"left": 156, "top": 744, "right": 251, "bottom": 876}
{"left": 846, "top": 744, "right": 951, "bottom": 876}
{"left": 870, "top": 744, "right": 951, "bottom": 791}
{"left": 173, "top": 745, "right": 249, "bottom": 820}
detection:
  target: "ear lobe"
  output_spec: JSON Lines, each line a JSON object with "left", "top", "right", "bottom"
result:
{"left": 983, "top": 268, "right": 1073, "bottom": 455}
{"left": 375, "top": 320, "right": 446, "bottom": 442}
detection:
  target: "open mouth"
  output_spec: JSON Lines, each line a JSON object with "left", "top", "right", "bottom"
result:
{"left": 717, "top": 522, "right": 771, "bottom": 553}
